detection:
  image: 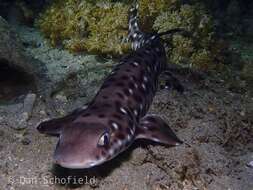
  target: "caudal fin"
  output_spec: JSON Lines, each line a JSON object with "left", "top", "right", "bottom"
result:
{"left": 128, "top": 2, "right": 191, "bottom": 50}
{"left": 128, "top": 2, "right": 148, "bottom": 50}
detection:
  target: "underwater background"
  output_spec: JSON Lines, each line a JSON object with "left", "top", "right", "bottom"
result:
{"left": 0, "top": 0, "right": 252, "bottom": 189}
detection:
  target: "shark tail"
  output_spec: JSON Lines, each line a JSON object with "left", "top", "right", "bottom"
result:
{"left": 128, "top": 1, "right": 191, "bottom": 50}
{"left": 128, "top": 1, "right": 147, "bottom": 50}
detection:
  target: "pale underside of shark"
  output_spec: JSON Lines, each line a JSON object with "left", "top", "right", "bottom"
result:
{"left": 37, "top": 2, "right": 185, "bottom": 169}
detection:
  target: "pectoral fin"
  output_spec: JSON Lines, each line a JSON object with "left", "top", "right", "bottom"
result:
{"left": 37, "top": 106, "right": 87, "bottom": 136}
{"left": 159, "top": 71, "right": 184, "bottom": 93}
{"left": 37, "top": 117, "right": 66, "bottom": 136}
{"left": 135, "top": 114, "right": 183, "bottom": 146}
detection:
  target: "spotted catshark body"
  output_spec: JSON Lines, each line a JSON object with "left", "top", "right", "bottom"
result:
{"left": 37, "top": 3, "right": 183, "bottom": 169}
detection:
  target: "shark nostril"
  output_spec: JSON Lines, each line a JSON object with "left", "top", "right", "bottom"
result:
{"left": 53, "top": 155, "right": 62, "bottom": 164}
{"left": 53, "top": 157, "right": 63, "bottom": 166}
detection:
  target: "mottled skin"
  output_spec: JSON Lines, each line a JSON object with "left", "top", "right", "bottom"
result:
{"left": 37, "top": 3, "right": 183, "bottom": 169}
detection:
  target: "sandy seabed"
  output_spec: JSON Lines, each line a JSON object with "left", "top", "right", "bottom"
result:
{"left": 0, "top": 25, "right": 252, "bottom": 190}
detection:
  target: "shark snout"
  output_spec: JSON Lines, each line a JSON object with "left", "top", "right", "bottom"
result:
{"left": 54, "top": 155, "right": 100, "bottom": 169}
{"left": 53, "top": 144, "right": 106, "bottom": 169}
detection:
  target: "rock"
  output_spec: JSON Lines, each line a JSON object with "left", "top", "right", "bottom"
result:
{"left": 241, "top": 61, "right": 253, "bottom": 94}
{"left": 55, "top": 94, "right": 68, "bottom": 103}
{"left": 245, "top": 101, "right": 253, "bottom": 122}
{"left": 11, "top": 112, "right": 28, "bottom": 130}
{"left": 0, "top": 16, "right": 51, "bottom": 99}
{"left": 0, "top": 94, "right": 36, "bottom": 130}
{"left": 23, "top": 93, "right": 36, "bottom": 117}
{"left": 0, "top": 0, "right": 49, "bottom": 26}
{"left": 0, "top": 130, "right": 4, "bottom": 137}
{"left": 21, "top": 137, "right": 31, "bottom": 145}
{"left": 246, "top": 160, "right": 253, "bottom": 168}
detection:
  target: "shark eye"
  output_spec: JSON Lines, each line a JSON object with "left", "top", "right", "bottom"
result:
{"left": 98, "top": 132, "right": 110, "bottom": 147}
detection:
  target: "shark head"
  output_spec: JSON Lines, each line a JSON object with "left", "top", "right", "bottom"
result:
{"left": 53, "top": 122, "right": 110, "bottom": 169}
{"left": 37, "top": 114, "right": 136, "bottom": 169}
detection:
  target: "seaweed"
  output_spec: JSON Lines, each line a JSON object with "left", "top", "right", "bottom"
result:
{"left": 37, "top": 0, "right": 130, "bottom": 55}
{"left": 84, "top": 2, "right": 130, "bottom": 55}
{"left": 37, "top": 0, "right": 226, "bottom": 69}
{"left": 153, "top": 4, "right": 224, "bottom": 69}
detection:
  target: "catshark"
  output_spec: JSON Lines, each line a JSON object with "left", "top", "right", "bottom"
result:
{"left": 37, "top": 3, "right": 184, "bottom": 169}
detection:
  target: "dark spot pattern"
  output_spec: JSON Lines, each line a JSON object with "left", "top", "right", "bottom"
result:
{"left": 101, "top": 83, "right": 110, "bottom": 89}
{"left": 82, "top": 113, "right": 91, "bottom": 117}
{"left": 102, "top": 103, "right": 112, "bottom": 108}
{"left": 116, "top": 92, "right": 124, "bottom": 99}
{"left": 128, "top": 120, "right": 134, "bottom": 129}
{"left": 147, "top": 117, "right": 156, "bottom": 123}
{"left": 125, "top": 140, "right": 131, "bottom": 147}
{"left": 98, "top": 114, "right": 105, "bottom": 118}
{"left": 117, "top": 133, "right": 126, "bottom": 140}
{"left": 90, "top": 105, "right": 98, "bottom": 110}
{"left": 101, "top": 150, "right": 107, "bottom": 156}
{"left": 121, "top": 75, "right": 128, "bottom": 80}
{"left": 130, "top": 75, "right": 137, "bottom": 81}
{"left": 151, "top": 134, "right": 158, "bottom": 139}
{"left": 128, "top": 82, "right": 135, "bottom": 89}
{"left": 102, "top": 95, "right": 108, "bottom": 99}
{"left": 123, "top": 88, "right": 131, "bottom": 96}
{"left": 147, "top": 125, "right": 156, "bottom": 131}
{"left": 133, "top": 94, "right": 142, "bottom": 103}
{"left": 112, "top": 114, "right": 123, "bottom": 121}
{"left": 116, "top": 82, "right": 125, "bottom": 87}
{"left": 95, "top": 155, "right": 100, "bottom": 160}
{"left": 125, "top": 127, "right": 132, "bottom": 135}
{"left": 114, "top": 147, "right": 120, "bottom": 153}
